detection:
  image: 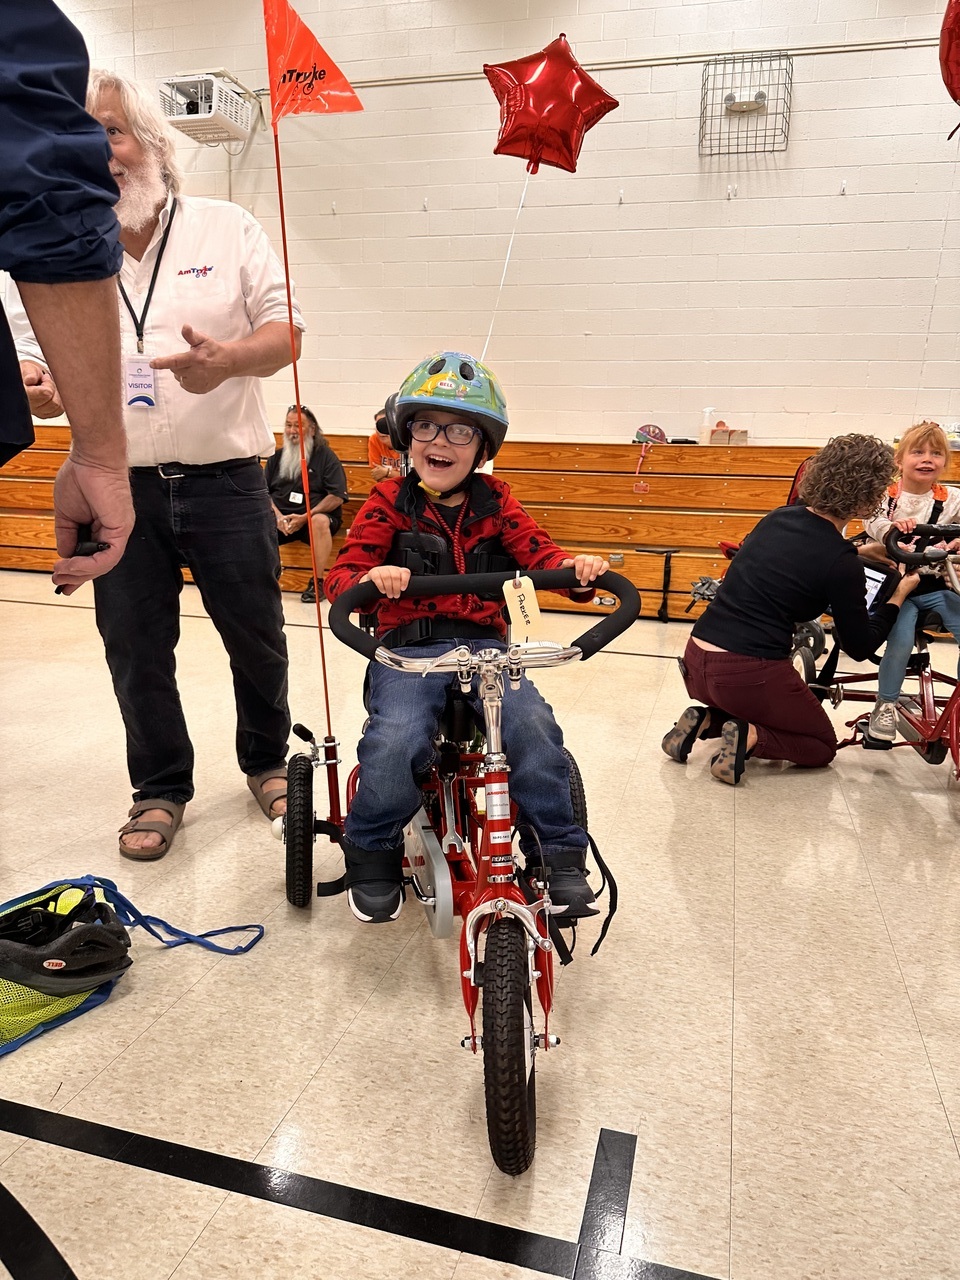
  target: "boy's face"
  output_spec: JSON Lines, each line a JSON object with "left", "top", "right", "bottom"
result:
{"left": 409, "top": 409, "right": 484, "bottom": 493}
{"left": 900, "top": 439, "right": 947, "bottom": 489}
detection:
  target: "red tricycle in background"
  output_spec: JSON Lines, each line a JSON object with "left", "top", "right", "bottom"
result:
{"left": 826, "top": 523, "right": 960, "bottom": 774}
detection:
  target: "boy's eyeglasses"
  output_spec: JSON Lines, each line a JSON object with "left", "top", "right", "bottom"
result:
{"left": 409, "top": 419, "right": 480, "bottom": 447}
{"left": 287, "top": 404, "right": 308, "bottom": 413}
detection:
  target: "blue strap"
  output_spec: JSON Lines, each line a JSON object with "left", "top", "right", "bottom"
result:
{"left": 30, "top": 876, "right": 264, "bottom": 955}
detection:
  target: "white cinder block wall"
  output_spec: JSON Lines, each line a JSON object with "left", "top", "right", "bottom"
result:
{"left": 60, "top": 0, "right": 960, "bottom": 444}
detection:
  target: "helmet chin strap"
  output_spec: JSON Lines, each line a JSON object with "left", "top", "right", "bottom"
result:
{"left": 415, "top": 439, "right": 487, "bottom": 500}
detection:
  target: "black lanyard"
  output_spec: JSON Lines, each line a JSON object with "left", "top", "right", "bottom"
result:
{"left": 116, "top": 197, "right": 178, "bottom": 354}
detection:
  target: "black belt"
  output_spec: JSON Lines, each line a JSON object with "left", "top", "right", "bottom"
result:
{"left": 379, "top": 618, "right": 504, "bottom": 649}
{"left": 130, "top": 457, "right": 257, "bottom": 478}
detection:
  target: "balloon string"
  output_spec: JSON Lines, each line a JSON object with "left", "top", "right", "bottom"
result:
{"left": 480, "top": 172, "right": 531, "bottom": 363}
{"left": 914, "top": 136, "right": 960, "bottom": 424}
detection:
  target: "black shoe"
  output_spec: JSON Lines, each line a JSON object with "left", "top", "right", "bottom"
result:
{"left": 344, "top": 842, "right": 404, "bottom": 924}
{"left": 300, "top": 579, "right": 324, "bottom": 604}
{"left": 710, "top": 719, "right": 750, "bottom": 785}
{"left": 347, "top": 879, "right": 404, "bottom": 923}
{"left": 661, "top": 706, "right": 710, "bottom": 762}
{"left": 526, "top": 860, "right": 600, "bottom": 920}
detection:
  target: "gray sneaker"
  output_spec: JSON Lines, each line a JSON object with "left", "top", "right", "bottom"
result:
{"left": 868, "top": 699, "right": 898, "bottom": 742}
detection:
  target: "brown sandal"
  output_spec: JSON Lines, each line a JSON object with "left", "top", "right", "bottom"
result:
{"left": 119, "top": 799, "right": 186, "bottom": 861}
{"left": 246, "top": 767, "right": 287, "bottom": 819}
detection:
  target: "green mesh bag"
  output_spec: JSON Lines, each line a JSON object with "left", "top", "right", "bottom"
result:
{"left": 0, "top": 874, "right": 264, "bottom": 1056}
{"left": 0, "top": 880, "right": 130, "bottom": 1057}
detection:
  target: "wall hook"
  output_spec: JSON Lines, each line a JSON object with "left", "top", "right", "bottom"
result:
{"left": 422, "top": 196, "right": 428, "bottom": 211}
{"left": 331, "top": 201, "right": 336, "bottom": 214}
{"left": 618, "top": 188, "right": 624, "bottom": 205}
{"left": 840, "top": 179, "right": 846, "bottom": 195}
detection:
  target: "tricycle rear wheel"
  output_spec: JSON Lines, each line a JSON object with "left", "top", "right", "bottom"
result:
{"left": 285, "top": 753, "right": 315, "bottom": 908}
{"left": 564, "top": 748, "right": 588, "bottom": 832}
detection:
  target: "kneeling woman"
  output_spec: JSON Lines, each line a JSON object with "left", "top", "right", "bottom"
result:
{"left": 662, "top": 433, "right": 918, "bottom": 785}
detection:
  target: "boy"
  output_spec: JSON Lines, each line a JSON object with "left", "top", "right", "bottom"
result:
{"left": 325, "top": 351, "right": 607, "bottom": 924}
{"left": 864, "top": 421, "right": 960, "bottom": 741}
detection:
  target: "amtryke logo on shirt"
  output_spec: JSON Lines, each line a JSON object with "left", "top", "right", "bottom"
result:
{"left": 177, "top": 266, "right": 215, "bottom": 278}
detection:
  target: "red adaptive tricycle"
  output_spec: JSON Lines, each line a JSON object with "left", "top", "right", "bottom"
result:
{"left": 282, "top": 567, "right": 639, "bottom": 1175}
{"left": 828, "top": 523, "right": 960, "bottom": 773}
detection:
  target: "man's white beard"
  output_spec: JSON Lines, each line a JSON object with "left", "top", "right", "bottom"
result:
{"left": 278, "top": 434, "right": 314, "bottom": 482}
{"left": 114, "top": 152, "right": 168, "bottom": 234}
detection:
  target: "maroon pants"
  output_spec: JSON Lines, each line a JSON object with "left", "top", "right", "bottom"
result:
{"left": 680, "top": 638, "right": 837, "bottom": 768}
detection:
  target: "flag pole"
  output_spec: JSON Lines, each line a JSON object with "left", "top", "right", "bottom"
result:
{"left": 272, "top": 122, "right": 335, "bottom": 744}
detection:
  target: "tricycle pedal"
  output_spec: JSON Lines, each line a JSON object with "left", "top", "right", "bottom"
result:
{"left": 861, "top": 731, "right": 893, "bottom": 751}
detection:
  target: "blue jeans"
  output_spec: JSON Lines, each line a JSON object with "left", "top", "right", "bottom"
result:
{"left": 877, "top": 587, "right": 960, "bottom": 701}
{"left": 93, "top": 460, "right": 290, "bottom": 804}
{"left": 343, "top": 640, "right": 586, "bottom": 859}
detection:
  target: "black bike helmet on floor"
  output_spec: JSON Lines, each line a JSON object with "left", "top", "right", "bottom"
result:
{"left": 0, "top": 887, "right": 132, "bottom": 996}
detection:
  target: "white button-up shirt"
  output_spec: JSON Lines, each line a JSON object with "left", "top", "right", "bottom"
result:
{"left": 7, "top": 192, "right": 305, "bottom": 467}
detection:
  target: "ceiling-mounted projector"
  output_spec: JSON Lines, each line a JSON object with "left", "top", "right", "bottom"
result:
{"left": 158, "top": 72, "right": 255, "bottom": 143}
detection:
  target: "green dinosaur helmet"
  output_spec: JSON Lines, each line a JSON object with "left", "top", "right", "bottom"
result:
{"left": 392, "top": 351, "right": 509, "bottom": 460}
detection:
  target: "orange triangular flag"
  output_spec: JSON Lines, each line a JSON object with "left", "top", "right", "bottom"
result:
{"left": 263, "top": 0, "right": 362, "bottom": 126}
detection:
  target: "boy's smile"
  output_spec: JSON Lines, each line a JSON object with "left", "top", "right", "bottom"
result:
{"left": 409, "top": 409, "right": 484, "bottom": 499}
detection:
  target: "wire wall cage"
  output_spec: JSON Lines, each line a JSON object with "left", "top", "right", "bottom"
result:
{"left": 699, "top": 52, "right": 792, "bottom": 156}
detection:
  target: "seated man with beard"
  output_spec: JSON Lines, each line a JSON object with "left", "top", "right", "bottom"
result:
{"left": 265, "top": 404, "right": 347, "bottom": 603}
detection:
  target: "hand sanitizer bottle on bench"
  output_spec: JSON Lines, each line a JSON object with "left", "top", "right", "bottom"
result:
{"left": 699, "top": 407, "right": 716, "bottom": 446}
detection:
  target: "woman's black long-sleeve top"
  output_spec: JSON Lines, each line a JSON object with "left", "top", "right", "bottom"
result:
{"left": 692, "top": 505, "right": 899, "bottom": 661}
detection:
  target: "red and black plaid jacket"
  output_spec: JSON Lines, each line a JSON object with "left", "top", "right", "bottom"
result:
{"left": 325, "top": 472, "right": 591, "bottom": 638}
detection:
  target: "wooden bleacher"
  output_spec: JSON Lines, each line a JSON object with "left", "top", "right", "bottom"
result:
{"left": 6, "top": 429, "right": 949, "bottom": 620}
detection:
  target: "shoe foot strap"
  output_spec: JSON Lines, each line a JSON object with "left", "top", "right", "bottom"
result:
{"left": 530, "top": 848, "right": 586, "bottom": 874}
{"left": 344, "top": 848, "right": 404, "bottom": 887}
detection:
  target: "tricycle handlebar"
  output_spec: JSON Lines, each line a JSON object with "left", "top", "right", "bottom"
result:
{"left": 328, "top": 569, "right": 640, "bottom": 662}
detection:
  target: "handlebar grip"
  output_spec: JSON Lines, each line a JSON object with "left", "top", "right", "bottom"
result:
{"left": 883, "top": 524, "right": 956, "bottom": 567}
{"left": 568, "top": 570, "right": 640, "bottom": 659}
{"left": 327, "top": 569, "right": 641, "bottom": 662}
{"left": 328, "top": 580, "right": 387, "bottom": 660}
{"left": 911, "top": 523, "right": 960, "bottom": 539}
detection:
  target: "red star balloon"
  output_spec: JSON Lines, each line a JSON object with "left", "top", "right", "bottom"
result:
{"left": 942, "top": 0, "right": 960, "bottom": 134}
{"left": 483, "top": 34, "right": 619, "bottom": 175}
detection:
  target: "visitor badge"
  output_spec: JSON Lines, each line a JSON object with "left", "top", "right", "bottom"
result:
{"left": 289, "top": 491, "right": 304, "bottom": 505}
{"left": 503, "top": 574, "right": 544, "bottom": 639}
{"left": 125, "top": 357, "right": 156, "bottom": 407}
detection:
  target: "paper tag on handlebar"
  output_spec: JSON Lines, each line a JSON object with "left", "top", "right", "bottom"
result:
{"left": 503, "top": 575, "right": 544, "bottom": 640}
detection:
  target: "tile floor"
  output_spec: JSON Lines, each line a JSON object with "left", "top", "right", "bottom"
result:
{"left": 1, "top": 568, "right": 959, "bottom": 1279}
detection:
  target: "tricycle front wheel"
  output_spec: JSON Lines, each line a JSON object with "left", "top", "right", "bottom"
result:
{"left": 482, "top": 916, "right": 536, "bottom": 1176}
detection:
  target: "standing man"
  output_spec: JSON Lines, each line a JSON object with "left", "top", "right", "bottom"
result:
{"left": 9, "top": 69, "right": 305, "bottom": 859}
{"left": 1, "top": 0, "right": 133, "bottom": 587}
{"left": 266, "top": 404, "right": 346, "bottom": 603}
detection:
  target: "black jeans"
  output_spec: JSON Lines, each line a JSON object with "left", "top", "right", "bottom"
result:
{"left": 94, "top": 459, "right": 290, "bottom": 804}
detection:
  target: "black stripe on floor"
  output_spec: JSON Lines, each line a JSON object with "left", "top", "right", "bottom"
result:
{"left": 0, "top": 1181, "right": 78, "bottom": 1280}
{"left": 0, "top": 1099, "right": 720, "bottom": 1280}
{"left": 573, "top": 1249, "right": 716, "bottom": 1280}
{"left": 578, "top": 1128, "right": 637, "bottom": 1253}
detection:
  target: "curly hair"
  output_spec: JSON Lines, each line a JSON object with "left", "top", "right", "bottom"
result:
{"left": 895, "top": 420, "right": 948, "bottom": 467}
{"left": 797, "top": 433, "right": 895, "bottom": 521}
